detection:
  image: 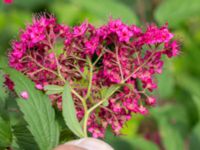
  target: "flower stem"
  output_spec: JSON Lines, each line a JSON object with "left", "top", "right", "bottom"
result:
{"left": 82, "top": 85, "right": 121, "bottom": 137}
{"left": 28, "top": 56, "right": 58, "bottom": 76}
{"left": 84, "top": 57, "right": 93, "bottom": 100}
{"left": 116, "top": 45, "right": 124, "bottom": 81}
{"left": 83, "top": 111, "right": 89, "bottom": 137}
{"left": 92, "top": 51, "right": 104, "bottom": 66}
{"left": 88, "top": 86, "right": 120, "bottom": 114}
{"left": 123, "top": 51, "right": 156, "bottom": 82}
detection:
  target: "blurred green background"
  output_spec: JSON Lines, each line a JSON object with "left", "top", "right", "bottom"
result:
{"left": 0, "top": 0, "right": 200, "bottom": 149}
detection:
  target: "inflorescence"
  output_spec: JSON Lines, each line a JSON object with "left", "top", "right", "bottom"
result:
{"left": 7, "top": 16, "right": 179, "bottom": 138}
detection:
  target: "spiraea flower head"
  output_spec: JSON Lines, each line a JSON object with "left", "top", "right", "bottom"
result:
{"left": 7, "top": 16, "right": 179, "bottom": 138}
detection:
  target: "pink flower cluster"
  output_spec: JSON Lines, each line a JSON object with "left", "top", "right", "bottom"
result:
{"left": 8, "top": 16, "right": 179, "bottom": 138}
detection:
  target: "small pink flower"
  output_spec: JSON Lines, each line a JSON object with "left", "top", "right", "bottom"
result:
{"left": 129, "top": 25, "right": 142, "bottom": 36}
{"left": 88, "top": 125, "right": 105, "bottom": 138}
{"left": 147, "top": 97, "right": 156, "bottom": 105}
{"left": 12, "top": 50, "right": 23, "bottom": 59}
{"left": 85, "top": 37, "right": 99, "bottom": 55}
{"left": 143, "top": 79, "right": 157, "bottom": 91}
{"left": 165, "top": 41, "right": 179, "bottom": 58}
{"left": 143, "top": 24, "right": 173, "bottom": 44}
{"left": 73, "top": 21, "right": 88, "bottom": 37}
{"left": 20, "top": 91, "right": 29, "bottom": 100}
{"left": 117, "top": 27, "right": 133, "bottom": 42}
{"left": 171, "top": 41, "right": 179, "bottom": 56}
{"left": 48, "top": 53, "right": 55, "bottom": 59}
{"left": 112, "top": 103, "right": 122, "bottom": 113}
{"left": 109, "top": 19, "right": 123, "bottom": 32}
{"left": 124, "top": 98, "right": 139, "bottom": 112}
{"left": 138, "top": 105, "right": 148, "bottom": 115}
{"left": 35, "top": 84, "right": 43, "bottom": 90}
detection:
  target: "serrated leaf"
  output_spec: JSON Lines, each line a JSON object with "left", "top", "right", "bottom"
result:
{"left": 0, "top": 72, "right": 7, "bottom": 109}
{"left": 62, "top": 82, "right": 84, "bottom": 138}
{"left": 44, "top": 85, "right": 64, "bottom": 95}
{"left": 4, "top": 68, "right": 59, "bottom": 150}
{"left": 70, "top": 0, "right": 139, "bottom": 24}
{"left": 0, "top": 116, "right": 12, "bottom": 147}
{"left": 12, "top": 123, "right": 39, "bottom": 150}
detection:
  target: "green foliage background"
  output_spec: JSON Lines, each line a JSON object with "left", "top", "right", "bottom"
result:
{"left": 0, "top": 0, "right": 200, "bottom": 149}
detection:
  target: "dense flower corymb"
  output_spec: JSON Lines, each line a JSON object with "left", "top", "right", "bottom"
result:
{"left": 7, "top": 16, "right": 179, "bottom": 138}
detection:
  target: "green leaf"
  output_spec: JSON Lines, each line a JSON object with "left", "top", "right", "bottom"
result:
{"left": 5, "top": 68, "right": 60, "bottom": 150}
{"left": 59, "top": 129, "right": 76, "bottom": 143}
{"left": 130, "top": 137, "right": 159, "bottom": 150}
{"left": 155, "top": 0, "right": 200, "bottom": 27}
{"left": 189, "top": 122, "right": 200, "bottom": 150}
{"left": 0, "top": 116, "right": 12, "bottom": 148}
{"left": 177, "top": 75, "right": 200, "bottom": 120}
{"left": 103, "top": 100, "right": 109, "bottom": 107}
{"left": 193, "top": 96, "right": 200, "bottom": 120}
{"left": 105, "top": 131, "right": 159, "bottom": 150}
{"left": 156, "top": 63, "right": 175, "bottom": 99}
{"left": 44, "top": 85, "right": 64, "bottom": 95}
{"left": 62, "top": 82, "right": 84, "bottom": 138}
{"left": 102, "top": 84, "right": 129, "bottom": 100}
{"left": 0, "top": 56, "right": 8, "bottom": 69}
{"left": 0, "top": 71, "right": 7, "bottom": 109}
{"left": 11, "top": 123, "right": 39, "bottom": 150}
{"left": 70, "top": 0, "right": 139, "bottom": 24}
{"left": 121, "top": 115, "right": 143, "bottom": 138}
{"left": 151, "top": 104, "right": 190, "bottom": 137}
{"left": 82, "top": 66, "right": 89, "bottom": 79}
{"left": 177, "top": 75, "right": 200, "bottom": 97}
{"left": 159, "top": 119, "right": 184, "bottom": 150}
{"left": 102, "top": 85, "right": 121, "bottom": 99}
{"left": 104, "top": 131, "right": 134, "bottom": 150}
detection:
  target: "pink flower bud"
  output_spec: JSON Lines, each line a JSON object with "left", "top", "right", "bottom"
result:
{"left": 138, "top": 105, "right": 148, "bottom": 115}
{"left": 147, "top": 97, "right": 156, "bottom": 105}
{"left": 48, "top": 53, "right": 55, "bottom": 59}
{"left": 35, "top": 84, "right": 43, "bottom": 90}
{"left": 20, "top": 91, "right": 29, "bottom": 100}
